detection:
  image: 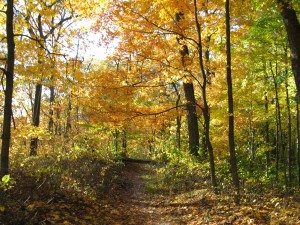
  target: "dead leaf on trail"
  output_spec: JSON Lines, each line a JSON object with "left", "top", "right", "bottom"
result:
{"left": 0, "top": 206, "right": 6, "bottom": 213}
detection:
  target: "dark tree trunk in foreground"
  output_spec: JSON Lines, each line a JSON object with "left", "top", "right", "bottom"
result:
{"left": 277, "top": 0, "right": 300, "bottom": 99}
{"left": 30, "top": 84, "right": 42, "bottom": 156}
{"left": 226, "top": 0, "right": 240, "bottom": 203}
{"left": 1, "top": 0, "right": 15, "bottom": 176}
{"left": 183, "top": 83, "right": 200, "bottom": 156}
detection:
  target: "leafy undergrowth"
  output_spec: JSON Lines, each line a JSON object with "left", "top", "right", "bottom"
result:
{"left": 0, "top": 154, "right": 300, "bottom": 225}
{"left": 0, "top": 150, "right": 123, "bottom": 224}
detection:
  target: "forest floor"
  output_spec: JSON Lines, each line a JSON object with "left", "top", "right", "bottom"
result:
{"left": 98, "top": 161, "right": 201, "bottom": 225}
{"left": 1, "top": 160, "right": 300, "bottom": 224}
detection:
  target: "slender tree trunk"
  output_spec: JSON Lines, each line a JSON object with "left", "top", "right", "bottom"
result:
{"left": 122, "top": 130, "right": 127, "bottom": 150}
{"left": 275, "top": 103, "right": 280, "bottom": 180}
{"left": 263, "top": 61, "right": 274, "bottom": 173}
{"left": 297, "top": 100, "right": 300, "bottom": 186}
{"left": 226, "top": 0, "right": 239, "bottom": 203}
{"left": 114, "top": 129, "right": 119, "bottom": 153}
{"left": 121, "top": 130, "right": 127, "bottom": 158}
{"left": 176, "top": 116, "right": 181, "bottom": 150}
{"left": 284, "top": 47, "right": 294, "bottom": 187}
{"left": 75, "top": 105, "right": 80, "bottom": 134}
{"left": 1, "top": 0, "right": 15, "bottom": 176}
{"left": 265, "top": 93, "right": 271, "bottom": 175}
{"left": 172, "top": 83, "right": 181, "bottom": 150}
{"left": 249, "top": 101, "right": 255, "bottom": 174}
{"left": 66, "top": 96, "right": 72, "bottom": 134}
{"left": 250, "top": 122, "right": 255, "bottom": 173}
{"left": 56, "top": 101, "right": 61, "bottom": 135}
{"left": 203, "top": 111, "right": 217, "bottom": 188}
{"left": 270, "top": 61, "right": 287, "bottom": 185}
{"left": 30, "top": 84, "right": 42, "bottom": 156}
{"left": 201, "top": 121, "right": 207, "bottom": 158}
{"left": 193, "top": 0, "right": 217, "bottom": 189}
{"left": 277, "top": 0, "right": 300, "bottom": 99}
{"left": 286, "top": 80, "right": 293, "bottom": 187}
{"left": 49, "top": 84, "right": 55, "bottom": 133}
{"left": 273, "top": 63, "right": 281, "bottom": 179}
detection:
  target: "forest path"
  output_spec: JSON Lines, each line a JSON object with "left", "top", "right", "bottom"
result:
{"left": 101, "top": 162, "right": 200, "bottom": 225}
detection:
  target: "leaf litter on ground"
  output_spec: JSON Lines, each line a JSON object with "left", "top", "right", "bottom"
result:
{"left": 1, "top": 158, "right": 300, "bottom": 224}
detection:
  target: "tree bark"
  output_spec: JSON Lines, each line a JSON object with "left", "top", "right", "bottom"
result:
{"left": 122, "top": 130, "right": 127, "bottom": 150}
{"left": 48, "top": 84, "right": 55, "bottom": 133}
{"left": 30, "top": 84, "right": 42, "bottom": 156}
{"left": 277, "top": 0, "right": 300, "bottom": 99}
{"left": 114, "top": 129, "right": 119, "bottom": 153}
{"left": 226, "top": 0, "right": 239, "bottom": 203}
{"left": 172, "top": 83, "right": 182, "bottom": 150}
{"left": 1, "top": 0, "right": 15, "bottom": 176}
{"left": 66, "top": 96, "right": 72, "bottom": 134}
{"left": 183, "top": 83, "right": 200, "bottom": 156}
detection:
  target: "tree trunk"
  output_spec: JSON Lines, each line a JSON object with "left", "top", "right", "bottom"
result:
{"left": 250, "top": 122, "right": 255, "bottom": 174}
{"left": 265, "top": 93, "right": 271, "bottom": 175}
{"left": 49, "top": 84, "right": 55, "bottom": 133}
{"left": 226, "top": 0, "right": 239, "bottom": 203}
{"left": 203, "top": 111, "right": 217, "bottom": 188}
{"left": 56, "top": 101, "right": 62, "bottom": 135}
{"left": 30, "top": 84, "right": 42, "bottom": 156}
{"left": 114, "top": 129, "right": 119, "bottom": 153}
{"left": 183, "top": 83, "right": 200, "bottom": 156}
{"left": 122, "top": 130, "right": 127, "bottom": 158}
{"left": 286, "top": 80, "right": 293, "bottom": 187}
{"left": 270, "top": 61, "right": 287, "bottom": 185}
{"left": 122, "top": 130, "right": 127, "bottom": 150}
{"left": 66, "top": 96, "right": 72, "bottom": 134}
{"left": 1, "top": 0, "right": 15, "bottom": 176}
{"left": 193, "top": 0, "right": 217, "bottom": 189}
{"left": 172, "top": 83, "right": 182, "bottom": 150}
{"left": 297, "top": 100, "right": 300, "bottom": 187}
{"left": 273, "top": 62, "right": 281, "bottom": 180}
{"left": 277, "top": 0, "right": 300, "bottom": 99}
{"left": 174, "top": 2, "right": 201, "bottom": 157}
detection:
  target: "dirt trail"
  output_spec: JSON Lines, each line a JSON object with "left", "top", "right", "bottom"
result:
{"left": 103, "top": 162, "right": 199, "bottom": 225}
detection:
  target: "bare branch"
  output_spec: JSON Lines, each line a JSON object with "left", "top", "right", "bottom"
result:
{"left": 0, "top": 67, "right": 7, "bottom": 75}
{"left": 134, "top": 104, "right": 186, "bottom": 116}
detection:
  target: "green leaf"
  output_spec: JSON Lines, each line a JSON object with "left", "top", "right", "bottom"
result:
{"left": 2, "top": 175, "right": 10, "bottom": 183}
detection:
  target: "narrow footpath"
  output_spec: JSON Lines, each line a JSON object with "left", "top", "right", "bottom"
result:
{"left": 100, "top": 162, "right": 201, "bottom": 225}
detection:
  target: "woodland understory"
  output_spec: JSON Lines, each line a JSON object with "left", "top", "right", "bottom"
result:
{"left": 1, "top": 0, "right": 300, "bottom": 224}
